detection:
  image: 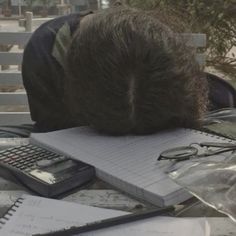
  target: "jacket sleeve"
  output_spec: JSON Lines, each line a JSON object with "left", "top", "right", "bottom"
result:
{"left": 22, "top": 16, "right": 78, "bottom": 132}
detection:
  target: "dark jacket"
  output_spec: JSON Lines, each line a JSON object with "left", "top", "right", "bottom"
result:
{"left": 22, "top": 12, "right": 91, "bottom": 132}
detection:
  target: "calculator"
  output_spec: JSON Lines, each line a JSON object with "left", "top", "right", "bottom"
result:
{"left": 0, "top": 144, "right": 95, "bottom": 197}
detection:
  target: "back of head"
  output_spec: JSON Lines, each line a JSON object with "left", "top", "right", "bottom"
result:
{"left": 65, "top": 7, "right": 208, "bottom": 135}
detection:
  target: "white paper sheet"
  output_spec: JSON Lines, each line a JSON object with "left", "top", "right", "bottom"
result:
{"left": 0, "top": 195, "right": 128, "bottom": 236}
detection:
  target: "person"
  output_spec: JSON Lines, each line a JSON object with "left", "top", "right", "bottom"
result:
{"left": 22, "top": 6, "right": 208, "bottom": 135}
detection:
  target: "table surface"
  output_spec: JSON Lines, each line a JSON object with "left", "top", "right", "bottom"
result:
{"left": 0, "top": 137, "right": 235, "bottom": 236}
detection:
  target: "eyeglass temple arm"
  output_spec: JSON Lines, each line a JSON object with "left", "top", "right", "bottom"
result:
{"left": 199, "top": 142, "right": 236, "bottom": 148}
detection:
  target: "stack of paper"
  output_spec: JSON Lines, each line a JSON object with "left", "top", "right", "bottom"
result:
{"left": 0, "top": 195, "right": 210, "bottom": 236}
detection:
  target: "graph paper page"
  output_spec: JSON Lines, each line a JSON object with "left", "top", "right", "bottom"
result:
{"left": 31, "top": 127, "right": 232, "bottom": 206}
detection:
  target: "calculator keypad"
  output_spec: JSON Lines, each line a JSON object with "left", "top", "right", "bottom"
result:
{"left": 0, "top": 144, "right": 64, "bottom": 172}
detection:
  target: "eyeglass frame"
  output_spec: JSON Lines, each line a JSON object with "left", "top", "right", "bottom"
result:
{"left": 157, "top": 142, "right": 236, "bottom": 162}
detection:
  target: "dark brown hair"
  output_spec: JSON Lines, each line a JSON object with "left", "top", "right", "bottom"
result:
{"left": 65, "top": 7, "right": 208, "bottom": 135}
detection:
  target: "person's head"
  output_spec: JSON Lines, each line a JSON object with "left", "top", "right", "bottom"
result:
{"left": 65, "top": 7, "right": 208, "bottom": 135}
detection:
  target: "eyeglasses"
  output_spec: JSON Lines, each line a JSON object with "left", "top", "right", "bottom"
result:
{"left": 157, "top": 142, "right": 236, "bottom": 162}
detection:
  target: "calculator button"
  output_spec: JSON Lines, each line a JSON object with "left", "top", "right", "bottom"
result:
{"left": 26, "top": 164, "right": 34, "bottom": 168}
{"left": 9, "top": 154, "right": 19, "bottom": 159}
{"left": 0, "top": 156, "right": 6, "bottom": 160}
{"left": 3, "top": 151, "right": 10, "bottom": 155}
{"left": 14, "top": 164, "right": 23, "bottom": 168}
{"left": 15, "top": 151, "right": 22, "bottom": 155}
{"left": 57, "top": 156, "right": 67, "bottom": 161}
{"left": 8, "top": 160, "right": 15, "bottom": 165}
{"left": 38, "top": 153, "right": 45, "bottom": 158}
{"left": 19, "top": 166, "right": 26, "bottom": 170}
{"left": 36, "top": 159, "right": 54, "bottom": 167}
{"left": 3, "top": 158, "right": 11, "bottom": 163}
{"left": 47, "top": 155, "right": 58, "bottom": 160}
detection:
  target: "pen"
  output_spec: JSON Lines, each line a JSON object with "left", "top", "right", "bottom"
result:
{"left": 33, "top": 206, "right": 174, "bottom": 236}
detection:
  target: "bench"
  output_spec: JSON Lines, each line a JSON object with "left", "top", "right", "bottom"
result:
{"left": 0, "top": 32, "right": 32, "bottom": 125}
{"left": 0, "top": 12, "right": 52, "bottom": 126}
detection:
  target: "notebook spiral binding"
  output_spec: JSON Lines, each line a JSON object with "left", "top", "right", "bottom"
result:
{"left": 0, "top": 197, "right": 24, "bottom": 229}
{"left": 191, "top": 128, "right": 234, "bottom": 143}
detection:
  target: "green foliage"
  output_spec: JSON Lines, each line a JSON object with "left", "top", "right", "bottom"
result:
{"left": 126, "top": 0, "right": 236, "bottom": 67}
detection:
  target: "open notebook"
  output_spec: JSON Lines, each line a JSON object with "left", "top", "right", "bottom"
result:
{"left": 30, "top": 127, "right": 233, "bottom": 206}
{"left": 0, "top": 195, "right": 210, "bottom": 236}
